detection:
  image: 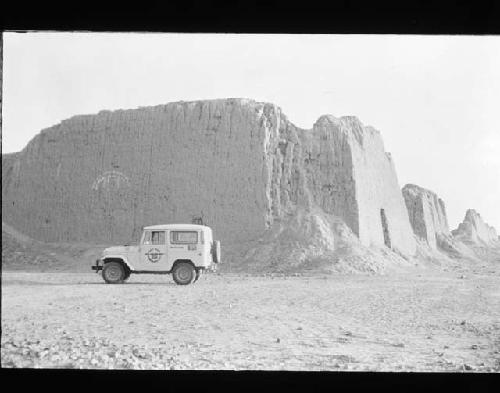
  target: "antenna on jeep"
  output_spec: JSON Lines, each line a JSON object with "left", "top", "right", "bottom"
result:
{"left": 191, "top": 215, "right": 204, "bottom": 225}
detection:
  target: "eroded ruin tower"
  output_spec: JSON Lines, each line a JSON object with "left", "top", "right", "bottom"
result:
{"left": 452, "top": 209, "right": 498, "bottom": 245}
{"left": 402, "top": 184, "right": 450, "bottom": 249}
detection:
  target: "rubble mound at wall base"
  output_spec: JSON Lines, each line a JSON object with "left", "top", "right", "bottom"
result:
{"left": 221, "top": 207, "right": 413, "bottom": 274}
{"left": 2, "top": 222, "right": 105, "bottom": 272}
{"left": 435, "top": 233, "right": 477, "bottom": 260}
{"left": 1, "top": 228, "right": 57, "bottom": 270}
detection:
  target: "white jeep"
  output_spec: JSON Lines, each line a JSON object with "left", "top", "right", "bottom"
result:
{"left": 92, "top": 224, "right": 221, "bottom": 285}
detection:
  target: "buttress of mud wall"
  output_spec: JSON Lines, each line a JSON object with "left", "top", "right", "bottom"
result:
{"left": 403, "top": 190, "right": 427, "bottom": 241}
{"left": 302, "top": 116, "right": 359, "bottom": 237}
{"left": 402, "top": 184, "right": 452, "bottom": 250}
{"left": 253, "top": 103, "right": 316, "bottom": 232}
{"left": 348, "top": 123, "right": 416, "bottom": 256}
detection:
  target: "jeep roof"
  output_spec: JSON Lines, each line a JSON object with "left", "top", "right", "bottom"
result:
{"left": 143, "top": 224, "right": 210, "bottom": 231}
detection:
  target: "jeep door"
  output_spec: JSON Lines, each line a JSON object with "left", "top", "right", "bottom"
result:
{"left": 139, "top": 230, "right": 169, "bottom": 271}
{"left": 168, "top": 230, "right": 202, "bottom": 267}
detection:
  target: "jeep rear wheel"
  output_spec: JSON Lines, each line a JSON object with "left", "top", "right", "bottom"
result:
{"left": 172, "top": 262, "right": 195, "bottom": 285}
{"left": 102, "top": 262, "right": 126, "bottom": 284}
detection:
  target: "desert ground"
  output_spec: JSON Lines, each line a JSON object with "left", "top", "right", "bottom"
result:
{"left": 2, "top": 262, "right": 499, "bottom": 371}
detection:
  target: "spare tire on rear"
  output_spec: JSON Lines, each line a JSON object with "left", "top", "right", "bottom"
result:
{"left": 211, "top": 240, "right": 221, "bottom": 264}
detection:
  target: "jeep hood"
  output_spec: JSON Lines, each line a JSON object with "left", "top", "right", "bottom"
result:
{"left": 102, "top": 245, "right": 138, "bottom": 255}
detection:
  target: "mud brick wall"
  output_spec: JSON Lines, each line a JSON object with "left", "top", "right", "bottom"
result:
{"left": 402, "top": 184, "right": 450, "bottom": 249}
{"left": 452, "top": 209, "right": 498, "bottom": 245}
{"left": 2, "top": 99, "right": 287, "bottom": 244}
{"left": 2, "top": 98, "right": 417, "bottom": 256}
{"left": 304, "top": 115, "right": 416, "bottom": 255}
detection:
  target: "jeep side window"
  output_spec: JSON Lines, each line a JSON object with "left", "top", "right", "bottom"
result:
{"left": 143, "top": 231, "right": 152, "bottom": 245}
{"left": 171, "top": 231, "right": 198, "bottom": 244}
{"left": 152, "top": 231, "right": 166, "bottom": 245}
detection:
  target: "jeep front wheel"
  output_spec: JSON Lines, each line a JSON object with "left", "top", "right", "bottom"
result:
{"left": 102, "top": 262, "right": 126, "bottom": 284}
{"left": 172, "top": 262, "right": 195, "bottom": 285}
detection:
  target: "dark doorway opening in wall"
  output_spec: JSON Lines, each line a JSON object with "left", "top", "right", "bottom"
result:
{"left": 380, "top": 208, "right": 392, "bottom": 248}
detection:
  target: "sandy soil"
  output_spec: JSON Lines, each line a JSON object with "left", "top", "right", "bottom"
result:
{"left": 2, "top": 265, "right": 499, "bottom": 371}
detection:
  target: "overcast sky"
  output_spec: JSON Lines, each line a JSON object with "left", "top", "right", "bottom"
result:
{"left": 2, "top": 32, "right": 500, "bottom": 231}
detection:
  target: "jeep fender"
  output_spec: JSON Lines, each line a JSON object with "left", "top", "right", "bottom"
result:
{"left": 102, "top": 255, "right": 134, "bottom": 272}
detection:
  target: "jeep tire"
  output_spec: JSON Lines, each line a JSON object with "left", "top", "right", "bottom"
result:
{"left": 102, "top": 262, "right": 126, "bottom": 284}
{"left": 172, "top": 262, "right": 196, "bottom": 285}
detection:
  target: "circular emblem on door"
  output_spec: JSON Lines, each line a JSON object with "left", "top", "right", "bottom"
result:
{"left": 145, "top": 248, "right": 164, "bottom": 263}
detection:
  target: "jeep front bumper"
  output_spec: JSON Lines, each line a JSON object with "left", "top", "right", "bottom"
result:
{"left": 91, "top": 259, "right": 103, "bottom": 272}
